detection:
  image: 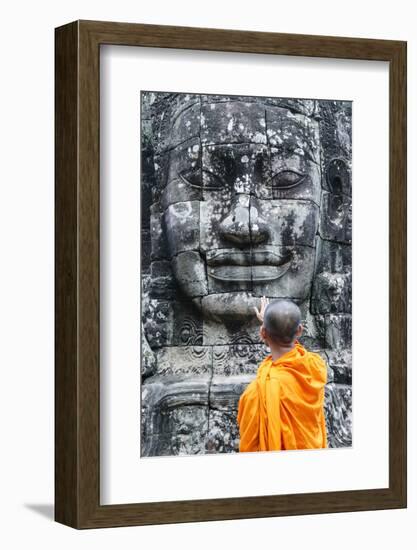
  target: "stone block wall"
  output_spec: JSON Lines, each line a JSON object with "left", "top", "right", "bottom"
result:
{"left": 140, "top": 92, "right": 352, "bottom": 455}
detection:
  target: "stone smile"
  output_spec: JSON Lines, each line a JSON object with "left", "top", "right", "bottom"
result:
{"left": 207, "top": 250, "right": 292, "bottom": 282}
{"left": 208, "top": 263, "right": 291, "bottom": 282}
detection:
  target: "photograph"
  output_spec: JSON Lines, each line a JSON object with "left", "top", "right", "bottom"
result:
{"left": 0, "top": 0, "right": 409, "bottom": 541}
{"left": 140, "top": 91, "right": 352, "bottom": 456}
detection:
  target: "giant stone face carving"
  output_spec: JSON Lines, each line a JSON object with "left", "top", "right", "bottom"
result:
{"left": 141, "top": 93, "right": 352, "bottom": 455}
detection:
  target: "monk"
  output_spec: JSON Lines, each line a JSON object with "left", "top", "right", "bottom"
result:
{"left": 237, "top": 297, "right": 327, "bottom": 452}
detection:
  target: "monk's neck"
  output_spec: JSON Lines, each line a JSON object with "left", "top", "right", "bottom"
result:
{"left": 270, "top": 341, "right": 296, "bottom": 361}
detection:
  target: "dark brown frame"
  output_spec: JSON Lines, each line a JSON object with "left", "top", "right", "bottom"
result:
{"left": 55, "top": 20, "right": 407, "bottom": 529}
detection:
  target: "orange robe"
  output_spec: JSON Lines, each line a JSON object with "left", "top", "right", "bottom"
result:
{"left": 237, "top": 342, "right": 327, "bottom": 452}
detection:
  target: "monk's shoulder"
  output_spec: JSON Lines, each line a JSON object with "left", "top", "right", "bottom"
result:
{"left": 307, "top": 350, "right": 327, "bottom": 364}
{"left": 306, "top": 351, "right": 327, "bottom": 381}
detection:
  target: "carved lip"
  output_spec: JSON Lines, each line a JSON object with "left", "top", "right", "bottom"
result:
{"left": 208, "top": 264, "right": 291, "bottom": 282}
{"left": 207, "top": 250, "right": 292, "bottom": 282}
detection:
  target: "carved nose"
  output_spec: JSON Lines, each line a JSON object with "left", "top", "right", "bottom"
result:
{"left": 219, "top": 195, "right": 269, "bottom": 245}
{"left": 249, "top": 202, "right": 270, "bottom": 244}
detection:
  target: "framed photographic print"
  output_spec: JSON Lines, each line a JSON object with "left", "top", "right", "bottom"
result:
{"left": 55, "top": 20, "right": 407, "bottom": 528}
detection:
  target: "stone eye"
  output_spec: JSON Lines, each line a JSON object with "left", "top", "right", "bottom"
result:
{"left": 270, "top": 170, "right": 306, "bottom": 189}
{"left": 179, "top": 168, "right": 201, "bottom": 188}
{"left": 179, "top": 169, "right": 224, "bottom": 190}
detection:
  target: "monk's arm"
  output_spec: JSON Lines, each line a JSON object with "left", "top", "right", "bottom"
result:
{"left": 237, "top": 387, "right": 260, "bottom": 452}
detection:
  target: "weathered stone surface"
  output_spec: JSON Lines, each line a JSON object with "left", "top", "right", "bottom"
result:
{"left": 200, "top": 193, "right": 251, "bottom": 253}
{"left": 254, "top": 199, "right": 319, "bottom": 247}
{"left": 319, "top": 100, "right": 352, "bottom": 166}
{"left": 208, "top": 373, "right": 263, "bottom": 453}
{"left": 142, "top": 395, "right": 210, "bottom": 456}
{"left": 164, "top": 200, "right": 200, "bottom": 256}
{"left": 141, "top": 374, "right": 210, "bottom": 456}
{"left": 324, "top": 314, "right": 352, "bottom": 350}
{"left": 207, "top": 266, "right": 254, "bottom": 294}
{"left": 206, "top": 408, "right": 240, "bottom": 453}
{"left": 149, "top": 260, "right": 177, "bottom": 299}
{"left": 169, "top": 408, "right": 209, "bottom": 455}
{"left": 202, "top": 143, "right": 270, "bottom": 197}
{"left": 150, "top": 153, "right": 170, "bottom": 204}
{"left": 171, "top": 305, "right": 204, "bottom": 346}
{"left": 171, "top": 251, "right": 208, "bottom": 298}
{"left": 325, "top": 383, "right": 352, "bottom": 448}
{"left": 141, "top": 108, "right": 156, "bottom": 232}
{"left": 268, "top": 98, "right": 317, "bottom": 117}
{"left": 141, "top": 322, "right": 157, "bottom": 379}
{"left": 200, "top": 314, "right": 262, "bottom": 346}
{"left": 326, "top": 349, "right": 352, "bottom": 384}
{"left": 212, "top": 344, "right": 266, "bottom": 376}
{"left": 269, "top": 159, "right": 321, "bottom": 204}
{"left": 161, "top": 139, "right": 202, "bottom": 209}
{"left": 141, "top": 91, "right": 157, "bottom": 119}
{"left": 141, "top": 92, "right": 352, "bottom": 456}
{"left": 206, "top": 246, "right": 261, "bottom": 295}
{"left": 311, "top": 271, "right": 352, "bottom": 314}
{"left": 150, "top": 93, "right": 200, "bottom": 155}
{"left": 200, "top": 96, "right": 316, "bottom": 118}
{"left": 141, "top": 227, "right": 152, "bottom": 273}
{"left": 142, "top": 297, "right": 205, "bottom": 349}
{"left": 140, "top": 375, "right": 212, "bottom": 456}
{"left": 320, "top": 191, "right": 352, "bottom": 243}
{"left": 201, "top": 94, "right": 258, "bottom": 104}
{"left": 198, "top": 291, "right": 262, "bottom": 323}
{"left": 325, "top": 158, "right": 351, "bottom": 196}
{"left": 315, "top": 237, "right": 351, "bottom": 274}
{"left": 266, "top": 107, "right": 320, "bottom": 164}
{"left": 298, "top": 305, "right": 326, "bottom": 350}
{"left": 326, "top": 365, "right": 335, "bottom": 383}
{"left": 150, "top": 203, "right": 169, "bottom": 260}
{"left": 169, "top": 101, "right": 201, "bottom": 149}
{"left": 335, "top": 109, "right": 352, "bottom": 160}
{"left": 155, "top": 345, "right": 212, "bottom": 377}
{"left": 312, "top": 238, "right": 351, "bottom": 316}
{"left": 251, "top": 245, "right": 316, "bottom": 302}
{"left": 201, "top": 101, "right": 267, "bottom": 145}
{"left": 207, "top": 374, "right": 254, "bottom": 453}
{"left": 142, "top": 299, "right": 174, "bottom": 349}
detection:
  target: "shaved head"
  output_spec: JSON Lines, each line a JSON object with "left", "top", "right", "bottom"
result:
{"left": 263, "top": 299, "right": 302, "bottom": 345}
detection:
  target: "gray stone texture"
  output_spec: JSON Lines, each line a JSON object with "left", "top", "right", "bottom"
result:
{"left": 320, "top": 192, "right": 352, "bottom": 243}
{"left": 140, "top": 91, "right": 352, "bottom": 456}
{"left": 200, "top": 101, "right": 267, "bottom": 145}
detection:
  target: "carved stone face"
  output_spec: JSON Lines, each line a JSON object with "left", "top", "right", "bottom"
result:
{"left": 162, "top": 101, "right": 321, "bottom": 321}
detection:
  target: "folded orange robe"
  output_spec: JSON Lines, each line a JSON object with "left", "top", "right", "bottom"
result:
{"left": 237, "top": 342, "right": 327, "bottom": 452}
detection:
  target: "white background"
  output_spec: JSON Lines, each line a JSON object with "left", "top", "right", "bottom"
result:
{"left": 101, "top": 47, "right": 389, "bottom": 504}
{"left": 0, "top": 0, "right": 415, "bottom": 548}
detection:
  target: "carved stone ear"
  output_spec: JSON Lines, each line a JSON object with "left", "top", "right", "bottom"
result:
{"left": 320, "top": 192, "right": 352, "bottom": 243}
{"left": 326, "top": 158, "right": 351, "bottom": 196}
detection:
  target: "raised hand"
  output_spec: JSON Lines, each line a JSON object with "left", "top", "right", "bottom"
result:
{"left": 254, "top": 295, "right": 269, "bottom": 323}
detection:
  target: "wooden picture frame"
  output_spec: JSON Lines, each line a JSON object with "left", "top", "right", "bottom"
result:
{"left": 55, "top": 20, "right": 407, "bottom": 528}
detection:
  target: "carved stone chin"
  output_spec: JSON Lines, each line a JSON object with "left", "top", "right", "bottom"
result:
{"left": 141, "top": 92, "right": 352, "bottom": 456}
{"left": 192, "top": 292, "right": 262, "bottom": 323}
